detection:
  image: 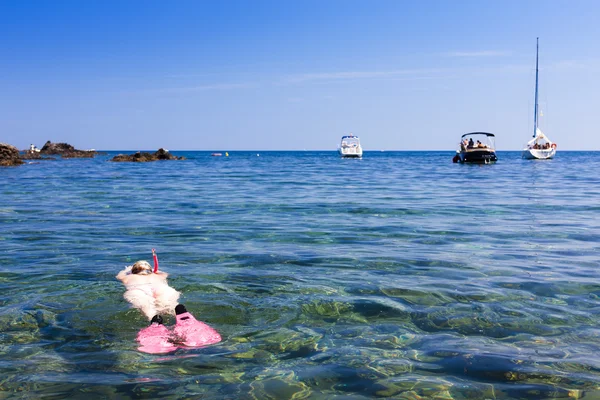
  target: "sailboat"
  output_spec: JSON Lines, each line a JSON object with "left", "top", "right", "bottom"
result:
{"left": 522, "top": 38, "right": 557, "bottom": 160}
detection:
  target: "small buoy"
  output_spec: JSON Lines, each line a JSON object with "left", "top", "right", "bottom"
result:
{"left": 225, "top": 152, "right": 229, "bottom": 156}
{"left": 257, "top": 153, "right": 260, "bottom": 157}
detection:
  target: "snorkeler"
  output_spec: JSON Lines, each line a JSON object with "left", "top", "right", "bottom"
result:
{"left": 116, "top": 249, "right": 181, "bottom": 321}
{"left": 117, "top": 249, "right": 221, "bottom": 353}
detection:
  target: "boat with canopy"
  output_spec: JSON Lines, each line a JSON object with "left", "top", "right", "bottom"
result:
{"left": 454, "top": 132, "right": 498, "bottom": 164}
{"left": 338, "top": 134, "right": 363, "bottom": 158}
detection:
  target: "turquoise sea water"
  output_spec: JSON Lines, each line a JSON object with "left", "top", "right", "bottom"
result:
{"left": 1, "top": 150, "right": 600, "bottom": 399}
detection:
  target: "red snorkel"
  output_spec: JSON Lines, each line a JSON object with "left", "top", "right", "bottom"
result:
{"left": 152, "top": 248, "right": 159, "bottom": 273}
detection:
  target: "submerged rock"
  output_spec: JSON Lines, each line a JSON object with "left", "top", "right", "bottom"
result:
{"left": 0, "top": 143, "right": 24, "bottom": 166}
{"left": 110, "top": 148, "right": 185, "bottom": 162}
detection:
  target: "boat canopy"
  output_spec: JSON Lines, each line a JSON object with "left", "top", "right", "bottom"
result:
{"left": 461, "top": 132, "right": 495, "bottom": 138}
{"left": 341, "top": 135, "right": 359, "bottom": 139}
{"left": 459, "top": 131, "right": 496, "bottom": 152}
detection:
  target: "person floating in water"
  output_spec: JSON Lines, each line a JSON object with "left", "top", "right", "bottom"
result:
{"left": 117, "top": 249, "right": 221, "bottom": 353}
{"left": 116, "top": 251, "right": 180, "bottom": 321}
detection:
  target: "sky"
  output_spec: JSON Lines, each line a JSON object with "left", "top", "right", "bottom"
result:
{"left": 1, "top": 0, "right": 599, "bottom": 151}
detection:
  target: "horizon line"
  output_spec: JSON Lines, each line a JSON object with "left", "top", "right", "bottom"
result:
{"left": 94, "top": 149, "right": 596, "bottom": 152}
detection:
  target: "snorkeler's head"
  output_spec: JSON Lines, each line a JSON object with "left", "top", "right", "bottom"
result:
{"left": 131, "top": 260, "right": 152, "bottom": 275}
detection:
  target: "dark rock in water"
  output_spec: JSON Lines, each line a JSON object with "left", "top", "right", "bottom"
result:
{"left": 40, "top": 140, "right": 97, "bottom": 158}
{"left": 62, "top": 150, "right": 96, "bottom": 158}
{"left": 111, "top": 152, "right": 155, "bottom": 162}
{"left": 155, "top": 148, "right": 178, "bottom": 160}
{"left": 19, "top": 151, "right": 56, "bottom": 161}
{"left": 40, "top": 141, "right": 75, "bottom": 154}
{"left": 20, "top": 151, "right": 42, "bottom": 160}
{"left": 110, "top": 148, "right": 185, "bottom": 162}
{"left": 0, "top": 143, "right": 24, "bottom": 166}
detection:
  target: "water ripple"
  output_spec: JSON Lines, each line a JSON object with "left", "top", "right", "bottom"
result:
{"left": 1, "top": 151, "right": 600, "bottom": 398}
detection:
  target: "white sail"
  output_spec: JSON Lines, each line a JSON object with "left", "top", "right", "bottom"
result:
{"left": 527, "top": 128, "right": 550, "bottom": 146}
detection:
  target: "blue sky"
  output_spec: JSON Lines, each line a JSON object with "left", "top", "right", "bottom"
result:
{"left": 1, "top": 0, "right": 599, "bottom": 151}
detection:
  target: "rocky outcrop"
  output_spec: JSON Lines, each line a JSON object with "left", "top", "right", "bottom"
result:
{"left": 0, "top": 143, "right": 24, "bottom": 166}
{"left": 110, "top": 149, "right": 185, "bottom": 162}
{"left": 40, "top": 141, "right": 97, "bottom": 158}
{"left": 20, "top": 151, "right": 42, "bottom": 160}
{"left": 40, "top": 141, "right": 74, "bottom": 154}
{"left": 111, "top": 152, "right": 156, "bottom": 162}
{"left": 154, "top": 148, "right": 181, "bottom": 160}
{"left": 20, "top": 151, "right": 56, "bottom": 161}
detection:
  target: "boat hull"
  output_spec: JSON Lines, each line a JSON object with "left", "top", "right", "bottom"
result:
{"left": 458, "top": 149, "right": 497, "bottom": 164}
{"left": 522, "top": 148, "right": 555, "bottom": 160}
{"left": 338, "top": 148, "right": 363, "bottom": 158}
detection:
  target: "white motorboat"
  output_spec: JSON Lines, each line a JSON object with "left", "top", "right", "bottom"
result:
{"left": 338, "top": 134, "right": 363, "bottom": 158}
{"left": 522, "top": 38, "right": 557, "bottom": 160}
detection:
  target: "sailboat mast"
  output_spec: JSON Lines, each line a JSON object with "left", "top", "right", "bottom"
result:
{"left": 533, "top": 37, "right": 539, "bottom": 138}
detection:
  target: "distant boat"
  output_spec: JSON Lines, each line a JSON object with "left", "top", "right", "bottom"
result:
{"left": 338, "top": 134, "right": 363, "bottom": 158}
{"left": 522, "top": 38, "right": 556, "bottom": 160}
{"left": 454, "top": 132, "right": 497, "bottom": 164}
{"left": 29, "top": 144, "right": 40, "bottom": 153}
{"left": 211, "top": 153, "right": 222, "bottom": 157}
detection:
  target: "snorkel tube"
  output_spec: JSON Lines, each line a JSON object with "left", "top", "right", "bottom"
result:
{"left": 152, "top": 248, "right": 159, "bottom": 273}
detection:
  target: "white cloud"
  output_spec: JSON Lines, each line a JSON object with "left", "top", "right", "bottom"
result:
{"left": 549, "top": 60, "right": 593, "bottom": 70}
{"left": 157, "top": 82, "right": 257, "bottom": 93}
{"left": 284, "top": 69, "right": 442, "bottom": 84}
{"left": 445, "top": 50, "right": 511, "bottom": 57}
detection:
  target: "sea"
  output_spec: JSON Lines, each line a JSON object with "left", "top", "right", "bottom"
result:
{"left": 1, "top": 150, "right": 599, "bottom": 399}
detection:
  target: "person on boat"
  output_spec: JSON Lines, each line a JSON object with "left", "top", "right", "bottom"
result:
{"left": 116, "top": 259, "right": 181, "bottom": 321}
{"left": 468, "top": 138, "right": 474, "bottom": 148}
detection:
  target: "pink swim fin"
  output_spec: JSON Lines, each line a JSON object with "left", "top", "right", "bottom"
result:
{"left": 173, "top": 304, "right": 221, "bottom": 348}
{"left": 137, "top": 317, "right": 178, "bottom": 354}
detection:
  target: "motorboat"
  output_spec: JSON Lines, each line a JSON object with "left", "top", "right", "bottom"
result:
{"left": 522, "top": 38, "right": 556, "bottom": 160}
{"left": 338, "top": 134, "right": 363, "bottom": 158}
{"left": 454, "top": 132, "right": 497, "bottom": 164}
{"left": 29, "top": 144, "right": 40, "bottom": 153}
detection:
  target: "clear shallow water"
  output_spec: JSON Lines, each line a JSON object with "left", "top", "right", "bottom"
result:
{"left": 1, "top": 150, "right": 600, "bottom": 399}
